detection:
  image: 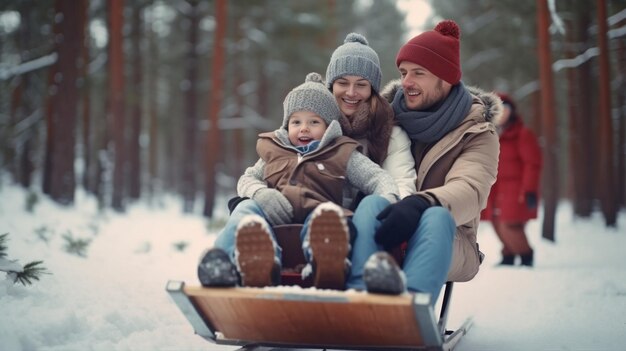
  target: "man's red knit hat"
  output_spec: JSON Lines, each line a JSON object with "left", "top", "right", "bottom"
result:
{"left": 395, "top": 19, "right": 461, "bottom": 85}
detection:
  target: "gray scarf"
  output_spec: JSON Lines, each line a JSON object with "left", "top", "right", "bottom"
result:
{"left": 391, "top": 82, "right": 472, "bottom": 143}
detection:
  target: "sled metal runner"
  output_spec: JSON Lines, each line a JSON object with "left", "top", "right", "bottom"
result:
{"left": 166, "top": 280, "right": 471, "bottom": 351}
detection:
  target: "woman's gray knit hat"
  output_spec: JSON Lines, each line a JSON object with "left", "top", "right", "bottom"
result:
{"left": 325, "top": 33, "right": 382, "bottom": 92}
{"left": 282, "top": 72, "right": 342, "bottom": 129}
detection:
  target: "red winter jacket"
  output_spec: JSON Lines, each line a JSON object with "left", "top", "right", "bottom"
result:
{"left": 482, "top": 119, "right": 542, "bottom": 222}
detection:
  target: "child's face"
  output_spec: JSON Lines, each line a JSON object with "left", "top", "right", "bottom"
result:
{"left": 287, "top": 111, "right": 328, "bottom": 146}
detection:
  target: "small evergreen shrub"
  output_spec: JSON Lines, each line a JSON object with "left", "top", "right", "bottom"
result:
{"left": 25, "top": 191, "right": 39, "bottom": 213}
{"left": 0, "top": 233, "right": 51, "bottom": 286}
{"left": 172, "top": 241, "right": 189, "bottom": 252}
{"left": 34, "top": 226, "right": 53, "bottom": 244}
{"left": 62, "top": 231, "right": 91, "bottom": 257}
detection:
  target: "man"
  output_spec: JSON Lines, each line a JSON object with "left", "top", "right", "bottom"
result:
{"left": 346, "top": 19, "right": 502, "bottom": 304}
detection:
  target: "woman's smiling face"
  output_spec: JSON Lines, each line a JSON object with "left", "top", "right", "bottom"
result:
{"left": 331, "top": 75, "right": 372, "bottom": 117}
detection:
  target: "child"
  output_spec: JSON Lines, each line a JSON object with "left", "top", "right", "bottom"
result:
{"left": 198, "top": 73, "right": 399, "bottom": 290}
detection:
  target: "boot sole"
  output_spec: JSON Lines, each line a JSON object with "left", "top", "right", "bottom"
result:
{"left": 309, "top": 209, "right": 349, "bottom": 290}
{"left": 364, "top": 253, "right": 405, "bottom": 295}
{"left": 235, "top": 222, "right": 275, "bottom": 287}
{"left": 197, "top": 249, "right": 239, "bottom": 287}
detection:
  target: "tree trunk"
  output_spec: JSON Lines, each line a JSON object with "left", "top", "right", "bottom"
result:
{"left": 182, "top": 0, "right": 200, "bottom": 213}
{"left": 147, "top": 6, "right": 159, "bottom": 200}
{"left": 326, "top": 0, "right": 337, "bottom": 42}
{"left": 575, "top": 8, "right": 595, "bottom": 217}
{"left": 616, "top": 22, "right": 626, "bottom": 209}
{"left": 256, "top": 3, "right": 270, "bottom": 125}
{"left": 14, "top": 2, "right": 34, "bottom": 188}
{"left": 43, "top": 0, "right": 63, "bottom": 196}
{"left": 566, "top": 6, "right": 594, "bottom": 217}
{"left": 10, "top": 75, "right": 25, "bottom": 186}
{"left": 164, "top": 79, "right": 178, "bottom": 192}
{"left": 108, "top": 0, "right": 126, "bottom": 211}
{"left": 128, "top": 3, "right": 143, "bottom": 201}
{"left": 531, "top": 90, "right": 542, "bottom": 141}
{"left": 596, "top": 0, "right": 617, "bottom": 226}
{"left": 232, "top": 10, "right": 244, "bottom": 179}
{"left": 48, "top": 0, "right": 86, "bottom": 205}
{"left": 81, "top": 0, "right": 92, "bottom": 194}
{"left": 536, "top": 0, "right": 558, "bottom": 241}
{"left": 204, "top": 0, "right": 227, "bottom": 218}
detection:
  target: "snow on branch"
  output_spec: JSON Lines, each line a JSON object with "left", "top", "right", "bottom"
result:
{"left": 609, "top": 24, "right": 626, "bottom": 39}
{"left": 553, "top": 47, "right": 599, "bottom": 72}
{"left": 0, "top": 53, "right": 58, "bottom": 81}
{"left": 608, "top": 8, "right": 626, "bottom": 26}
{"left": 548, "top": 0, "right": 566, "bottom": 35}
{"left": 553, "top": 20, "right": 626, "bottom": 72}
{"left": 0, "top": 257, "right": 23, "bottom": 273}
{"left": 589, "top": 9, "right": 626, "bottom": 36}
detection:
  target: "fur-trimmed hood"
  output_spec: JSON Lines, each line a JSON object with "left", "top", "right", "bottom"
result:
{"left": 380, "top": 79, "right": 502, "bottom": 123}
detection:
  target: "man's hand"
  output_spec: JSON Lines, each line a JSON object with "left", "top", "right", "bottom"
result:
{"left": 374, "top": 195, "right": 432, "bottom": 250}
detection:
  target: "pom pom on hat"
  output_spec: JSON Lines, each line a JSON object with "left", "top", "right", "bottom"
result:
{"left": 396, "top": 19, "right": 462, "bottom": 85}
{"left": 434, "top": 20, "right": 460, "bottom": 39}
{"left": 326, "top": 32, "right": 382, "bottom": 91}
{"left": 282, "top": 72, "right": 341, "bottom": 129}
{"left": 305, "top": 72, "right": 323, "bottom": 83}
{"left": 345, "top": 32, "right": 369, "bottom": 45}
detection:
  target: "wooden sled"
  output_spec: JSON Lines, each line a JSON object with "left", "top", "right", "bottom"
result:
{"left": 167, "top": 225, "right": 472, "bottom": 350}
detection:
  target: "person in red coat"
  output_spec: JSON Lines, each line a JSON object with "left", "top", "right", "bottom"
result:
{"left": 482, "top": 93, "right": 542, "bottom": 266}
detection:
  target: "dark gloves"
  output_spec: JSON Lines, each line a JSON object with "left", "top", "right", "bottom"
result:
{"left": 525, "top": 192, "right": 538, "bottom": 210}
{"left": 227, "top": 196, "right": 249, "bottom": 214}
{"left": 374, "top": 195, "right": 433, "bottom": 250}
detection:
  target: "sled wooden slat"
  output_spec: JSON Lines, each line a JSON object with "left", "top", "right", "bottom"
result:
{"left": 168, "top": 280, "right": 443, "bottom": 350}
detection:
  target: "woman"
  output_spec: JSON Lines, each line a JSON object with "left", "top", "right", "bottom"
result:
{"left": 325, "top": 33, "right": 416, "bottom": 207}
{"left": 482, "top": 92, "right": 542, "bottom": 266}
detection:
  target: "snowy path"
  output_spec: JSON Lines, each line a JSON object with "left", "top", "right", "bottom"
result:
{"left": 1, "top": 184, "right": 625, "bottom": 350}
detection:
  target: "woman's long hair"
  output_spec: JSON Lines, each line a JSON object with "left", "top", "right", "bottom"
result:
{"left": 366, "top": 92, "right": 394, "bottom": 165}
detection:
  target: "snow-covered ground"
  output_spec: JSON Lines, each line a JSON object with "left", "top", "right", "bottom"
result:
{"left": 1, "top": 179, "right": 625, "bottom": 351}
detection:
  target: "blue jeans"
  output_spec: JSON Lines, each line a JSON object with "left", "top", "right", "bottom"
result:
{"left": 213, "top": 199, "right": 328, "bottom": 264}
{"left": 213, "top": 199, "right": 283, "bottom": 261}
{"left": 347, "top": 195, "right": 455, "bottom": 304}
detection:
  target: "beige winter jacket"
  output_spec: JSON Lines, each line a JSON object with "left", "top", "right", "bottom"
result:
{"left": 383, "top": 81, "right": 502, "bottom": 282}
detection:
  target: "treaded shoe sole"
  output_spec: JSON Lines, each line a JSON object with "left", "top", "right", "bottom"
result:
{"left": 309, "top": 206, "right": 349, "bottom": 290}
{"left": 364, "top": 252, "right": 406, "bottom": 295}
{"left": 197, "top": 248, "right": 239, "bottom": 287}
{"left": 235, "top": 219, "right": 276, "bottom": 287}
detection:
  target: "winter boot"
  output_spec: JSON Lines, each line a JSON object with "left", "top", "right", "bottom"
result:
{"left": 197, "top": 247, "right": 239, "bottom": 287}
{"left": 306, "top": 202, "right": 351, "bottom": 290}
{"left": 234, "top": 215, "right": 281, "bottom": 287}
{"left": 499, "top": 254, "right": 516, "bottom": 266}
{"left": 363, "top": 251, "right": 407, "bottom": 295}
{"left": 520, "top": 250, "right": 534, "bottom": 267}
